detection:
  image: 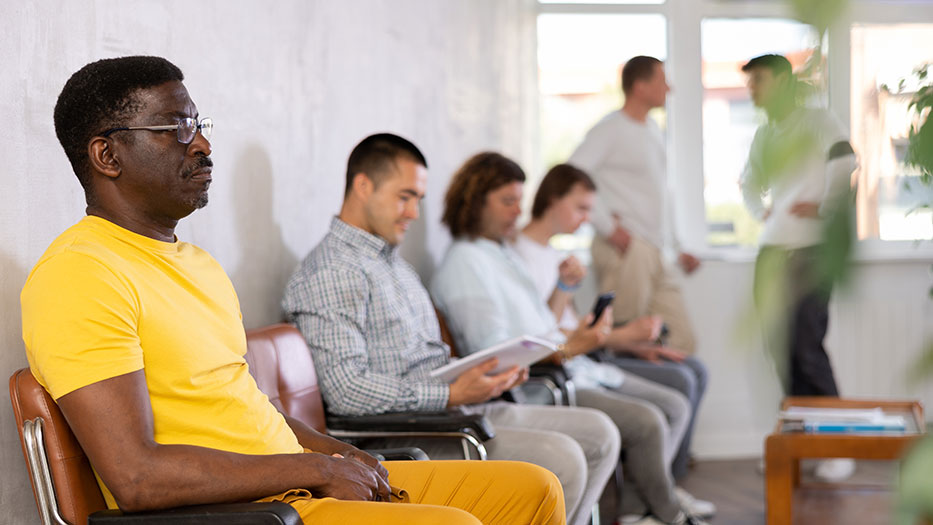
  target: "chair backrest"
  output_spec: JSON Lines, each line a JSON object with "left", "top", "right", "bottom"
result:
{"left": 434, "top": 307, "right": 460, "bottom": 358}
{"left": 244, "top": 323, "right": 327, "bottom": 433}
{"left": 9, "top": 368, "right": 107, "bottom": 525}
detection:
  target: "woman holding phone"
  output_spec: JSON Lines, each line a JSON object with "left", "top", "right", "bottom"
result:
{"left": 432, "top": 154, "right": 714, "bottom": 525}
{"left": 515, "top": 164, "right": 711, "bottom": 487}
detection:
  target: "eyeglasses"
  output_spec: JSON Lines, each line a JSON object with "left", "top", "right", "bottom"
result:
{"left": 101, "top": 117, "right": 213, "bottom": 144}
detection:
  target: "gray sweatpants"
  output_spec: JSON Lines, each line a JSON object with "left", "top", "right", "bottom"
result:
{"left": 576, "top": 373, "right": 690, "bottom": 521}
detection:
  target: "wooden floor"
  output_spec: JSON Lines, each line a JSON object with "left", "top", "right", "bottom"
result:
{"left": 599, "top": 458, "right": 899, "bottom": 525}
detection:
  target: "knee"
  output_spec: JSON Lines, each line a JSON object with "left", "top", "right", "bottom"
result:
{"left": 506, "top": 462, "right": 567, "bottom": 524}
{"left": 663, "top": 367, "right": 695, "bottom": 398}
{"left": 433, "top": 507, "right": 483, "bottom": 525}
{"left": 631, "top": 403, "right": 668, "bottom": 444}
{"left": 686, "top": 357, "right": 709, "bottom": 394}
{"left": 669, "top": 390, "right": 691, "bottom": 424}
{"left": 583, "top": 407, "right": 622, "bottom": 460}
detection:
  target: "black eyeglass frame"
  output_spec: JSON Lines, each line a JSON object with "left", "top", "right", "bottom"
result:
{"left": 100, "top": 116, "right": 213, "bottom": 144}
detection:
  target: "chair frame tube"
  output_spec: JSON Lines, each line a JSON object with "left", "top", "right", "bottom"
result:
{"left": 23, "top": 418, "right": 69, "bottom": 525}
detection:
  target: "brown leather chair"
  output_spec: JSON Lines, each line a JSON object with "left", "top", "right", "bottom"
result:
{"left": 9, "top": 368, "right": 301, "bottom": 525}
{"left": 245, "top": 323, "right": 328, "bottom": 433}
{"left": 244, "top": 323, "right": 494, "bottom": 460}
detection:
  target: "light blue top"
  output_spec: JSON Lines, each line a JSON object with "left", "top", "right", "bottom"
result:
{"left": 431, "top": 237, "right": 623, "bottom": 389}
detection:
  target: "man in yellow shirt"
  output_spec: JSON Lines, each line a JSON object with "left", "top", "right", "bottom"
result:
{"left": 20, "top": 55, "right": 564, "bottom": 525}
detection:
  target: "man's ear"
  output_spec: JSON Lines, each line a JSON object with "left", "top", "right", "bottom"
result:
{"left": 352, "top": 172, "right": 373, "bottom": 200}
{"left": 87, "top": 137, "right": 121, "bottom": 180}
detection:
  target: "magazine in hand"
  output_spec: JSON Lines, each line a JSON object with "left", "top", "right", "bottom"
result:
{"left": 430, "top": 335, "right": 558, "bottom": 383}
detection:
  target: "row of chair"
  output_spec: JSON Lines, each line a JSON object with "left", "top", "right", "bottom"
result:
{"left": 9, "top": 323, "right": 495, "bottom": 524}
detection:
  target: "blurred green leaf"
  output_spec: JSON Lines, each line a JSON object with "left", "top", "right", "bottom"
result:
{"left": 789, "top": 0, "right": 848, "bottom": 35}
{"left": 897, "top": 435, "right": 933, "bottom": 524}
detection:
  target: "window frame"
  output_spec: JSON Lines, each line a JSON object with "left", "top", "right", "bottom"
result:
{"left": 534, "top": 0, "right": 933, "bottom": 261}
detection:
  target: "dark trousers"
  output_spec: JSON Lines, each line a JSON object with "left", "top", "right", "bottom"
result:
{"left": 754, "top": 245, "right": 839, "bottom": 397}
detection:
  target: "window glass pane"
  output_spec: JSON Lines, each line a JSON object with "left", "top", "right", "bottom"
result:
{"left": 851, "top": 23, "right": 933, "bottom": 241}
{"left": 539, "top": 1, "right": 664, "bottom": 4}
{"left": 701, "top": 18, "right": 821, "bottom": 247}
{"left": 539, "top": 13, "right": 667, "bottom": 167}
{"left": 538, "top": 13, "right": 667, "bottom": 257}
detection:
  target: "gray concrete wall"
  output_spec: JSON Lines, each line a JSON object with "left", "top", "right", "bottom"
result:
{"left": 0, "top": 2, "right": 535, "bottom": 521}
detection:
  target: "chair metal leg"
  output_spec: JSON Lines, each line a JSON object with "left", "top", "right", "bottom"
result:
{"left": 23, "top": 418, "right": 69, "bottom": 525}
{"left": 591, "top": 502, "right": 601, "bottom": 525}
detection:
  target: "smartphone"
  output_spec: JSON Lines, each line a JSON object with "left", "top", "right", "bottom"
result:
{"left": 589, "top": 292, "right": 615, "bottom": 327}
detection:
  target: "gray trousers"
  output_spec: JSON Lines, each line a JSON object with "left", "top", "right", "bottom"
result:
{"left": 576, "top": 374, "right": 690, "bottom": 522}
{"left": 608, "top": 355, "right": 708, "bottom": 479}
{"left": 361, "top": 401, "right": 620, "bottom": 525}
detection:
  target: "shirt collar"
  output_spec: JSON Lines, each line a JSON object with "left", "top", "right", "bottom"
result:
{"left": 329, "top": 216, "right": 395, "bottom": 260}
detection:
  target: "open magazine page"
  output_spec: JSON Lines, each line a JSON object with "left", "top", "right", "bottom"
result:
{"left": 430, "top": 335, "right": 557, "bottom": 383}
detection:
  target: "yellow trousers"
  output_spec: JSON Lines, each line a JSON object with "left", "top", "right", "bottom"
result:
{"left": 267, "top": 460, "right": 565, "bottom": 525}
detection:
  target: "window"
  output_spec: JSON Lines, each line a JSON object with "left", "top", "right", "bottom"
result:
{"left": 538, "top": 13, "right": 667, "bottom": 169}
{"left": 537, "top": 12, "right": 667, "bottom": 259}
{"left": 534, "top": 1, "right": 933, "bottom": 258}
{"left": 700, "top": 18, "right": 822, "bottom": 247}
{"left": 850, "top": 23, "right": 933, "bottom": 241}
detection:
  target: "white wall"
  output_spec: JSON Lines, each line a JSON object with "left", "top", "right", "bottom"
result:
{"left": 0, "top": 1, "right": 535, "bottom": 521}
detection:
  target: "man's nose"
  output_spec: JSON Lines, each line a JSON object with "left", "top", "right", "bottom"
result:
{"left": 188, "top": 129, "right": 212, "bottom": 157}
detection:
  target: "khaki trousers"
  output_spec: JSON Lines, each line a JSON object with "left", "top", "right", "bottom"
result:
{"left": 267, "top": 459, "right": 566, "bottom": 525}
{"left": 591, "top": 234, "right": 696, "bottom": 354}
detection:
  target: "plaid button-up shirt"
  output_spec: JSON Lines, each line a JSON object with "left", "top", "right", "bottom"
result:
{"left": 282, "top": 217, "right": 450, "bottom": 416}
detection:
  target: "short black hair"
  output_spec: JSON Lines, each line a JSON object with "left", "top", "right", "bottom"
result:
{"left": 344, "top": 133, "right": 428, "bottom": 198}
{"left": 622, "top": 55, "right": 662, "bottom": 95}
{"left": 53, "top": 56, "right": 184, "bottom": 193}
{"left": 741, "top": 54, "right": 793, "bottom": 78}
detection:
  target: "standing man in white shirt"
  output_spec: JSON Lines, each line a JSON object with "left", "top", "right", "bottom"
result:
{"left": 569, "top": 55, "right": 700, "bottom": 356}
{"left": 740, "top": 54, "right": 858, "bottom": 481}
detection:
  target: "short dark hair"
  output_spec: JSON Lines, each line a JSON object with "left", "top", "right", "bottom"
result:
{"left": 622, "top": 55, "right": 662, "bottom": 95}
{"left": 531, "top": 164, "right": 596, "bottom": 219}
{"left": 441, "top": 152, "right": 526, "bottom": 238}
{"left": 53, "top": 56, "right": 185, "bottom": 193}
{"left": 741, "top": 54, "right": 793, "bottom": 78}
{"left": 344, "top": 133, "right": 427, "bottom": 198}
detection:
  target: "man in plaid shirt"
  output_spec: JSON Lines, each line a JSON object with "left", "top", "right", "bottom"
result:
{"left": 282, "top": 133, "right": 620, "bottom": 525}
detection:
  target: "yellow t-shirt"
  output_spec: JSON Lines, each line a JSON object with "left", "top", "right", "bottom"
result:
{"left": 21, "top": 215, "right": 303, "bottom": 507}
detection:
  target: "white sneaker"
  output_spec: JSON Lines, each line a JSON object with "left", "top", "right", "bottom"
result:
{"left": 814, "top": 458, "right": 856, "bottom": 482}
{"left": 674, "top": 487, "right": 716, "bottom": 518}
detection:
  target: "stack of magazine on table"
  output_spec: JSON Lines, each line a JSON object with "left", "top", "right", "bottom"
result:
{"left": 779, "top": 406, "right": 907, "bottom": 434}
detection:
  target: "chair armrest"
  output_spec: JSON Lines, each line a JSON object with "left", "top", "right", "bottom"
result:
{"left": 529, "top": 362, "right": 570, "bottom": 384}
{"left": 366, "top": 447, "right": 431, "bottom": 461}
{"left": 326, "top": 409, "right": 495, "bottom": 441}
{"left": 88, "top": 502, "right": 302, "bottom": 524}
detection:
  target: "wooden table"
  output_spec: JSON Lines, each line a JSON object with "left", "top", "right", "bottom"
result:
{"left": 765, "top": 397, "right": 925, "bottom": 525}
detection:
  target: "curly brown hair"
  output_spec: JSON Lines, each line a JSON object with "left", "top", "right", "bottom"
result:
{"left": 442, "top": 152, "right": 526, "bottom": 238}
